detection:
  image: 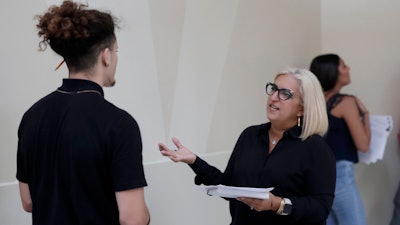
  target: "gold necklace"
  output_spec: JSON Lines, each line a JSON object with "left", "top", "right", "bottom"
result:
{"left": 56, "top": 89, "right": 102, "bottom": 96}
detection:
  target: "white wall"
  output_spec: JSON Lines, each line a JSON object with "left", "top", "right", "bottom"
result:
{"left": 2, "top": 0, "right": 399, "bottom": 224}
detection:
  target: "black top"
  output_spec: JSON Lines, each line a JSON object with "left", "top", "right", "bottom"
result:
{"left": 17, "top": 79, "right": 147, "bottom": 225}
{"left": 326, "top": 93, "right": 359, "bottom": 163}
{"left": 190, "top": 123, "right": 335, "bottom": 225}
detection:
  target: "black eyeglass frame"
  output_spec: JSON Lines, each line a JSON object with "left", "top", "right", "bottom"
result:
{"left": 265, "top": 82, "right": 295, "bottom": 101}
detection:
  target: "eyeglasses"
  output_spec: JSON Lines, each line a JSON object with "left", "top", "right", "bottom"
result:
{"left": 265, "top": 82, "right": 295, "bottom": 101}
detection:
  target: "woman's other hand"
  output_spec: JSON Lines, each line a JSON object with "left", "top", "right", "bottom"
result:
{"left": 354, "top": 96, "right": 368, "bottom": 116}
{"left": 237, "top": 193, "right": 280, "bottom": 212}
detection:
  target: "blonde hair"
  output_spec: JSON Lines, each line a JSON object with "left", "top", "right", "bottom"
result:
{"left": 276, "top": 68, "right": 328, "bottom": 140}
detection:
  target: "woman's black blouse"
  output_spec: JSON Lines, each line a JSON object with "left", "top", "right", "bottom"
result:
{"left": 189, "top": 123, "right": 336, "bottom": 225}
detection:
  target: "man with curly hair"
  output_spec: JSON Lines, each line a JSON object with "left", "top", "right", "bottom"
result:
{"left": 16, "top": 1, "right": 150, "bottom": 224}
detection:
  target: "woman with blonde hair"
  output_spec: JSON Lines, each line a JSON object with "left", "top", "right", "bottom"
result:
{"left": 159, "top": 68, "right": 336, "bottom": 225}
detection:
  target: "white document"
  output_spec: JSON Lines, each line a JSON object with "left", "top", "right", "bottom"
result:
{"left": 358, "top": 115, "right": 393, "bottom": 164}
{"left": 198, "top": 185, "right": 274, "bottom": 199}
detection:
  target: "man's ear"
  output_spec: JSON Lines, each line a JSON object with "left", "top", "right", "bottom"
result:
{"left": 101, "top": 48, "right": 111, "bottom": 67}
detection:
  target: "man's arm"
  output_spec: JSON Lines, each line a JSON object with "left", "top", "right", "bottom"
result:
{"left": 116, "top": 187, "right": 150, "bottom": 225}
{"left": 18, "top": 182, "right": 32, "bottom": 212}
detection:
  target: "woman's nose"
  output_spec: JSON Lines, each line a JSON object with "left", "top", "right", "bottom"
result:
{"left": 269, "top": 91, "right": 280, "bottom": 101}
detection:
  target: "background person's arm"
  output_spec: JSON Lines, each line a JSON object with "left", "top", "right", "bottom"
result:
{"left": 334, "top": 96, "right": 371, "bottom": 151}
{"left": 116, "top": 188, "right": 150, "bottom": 225}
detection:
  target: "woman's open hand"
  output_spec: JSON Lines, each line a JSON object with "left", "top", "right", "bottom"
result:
{"left": 158, "top": 137, "right": 197, "bottom": 164}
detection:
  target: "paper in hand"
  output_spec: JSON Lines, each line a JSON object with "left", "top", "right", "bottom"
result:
{"left": 358, "top": 115, "right": 393, "bottom": 164}
{"left": 198, "top": 185, "right": 274, "bottom": 199}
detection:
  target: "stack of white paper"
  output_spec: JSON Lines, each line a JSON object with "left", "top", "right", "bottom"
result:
{"left": 198, "top": 185, "right": 273, "bottom": 199}
{"left": 358, "top": 115, "right": 393, "bottom": 164}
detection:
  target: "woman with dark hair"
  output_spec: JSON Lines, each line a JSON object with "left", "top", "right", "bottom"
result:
{"left": 16, "top": 1, "right": 150, "bottom": 224}
{"left": 310, "top": 54, "right": 370, "bottom": 225}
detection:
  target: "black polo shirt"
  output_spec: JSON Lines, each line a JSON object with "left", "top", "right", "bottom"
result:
{"left": 17, "top": 79, "right": 147, "bottom": 225}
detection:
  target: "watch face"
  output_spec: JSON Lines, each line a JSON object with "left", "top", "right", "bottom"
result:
{"left": 283, "top": 203, "right": 293, "bottom": 214}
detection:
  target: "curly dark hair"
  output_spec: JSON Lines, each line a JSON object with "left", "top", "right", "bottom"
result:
{"left": 36, "top": 0, "right": 118, "bottom": 72}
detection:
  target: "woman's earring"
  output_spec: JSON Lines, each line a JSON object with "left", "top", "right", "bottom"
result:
{"left": 297, "top": 116, "right": 301, "bottom": 127}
